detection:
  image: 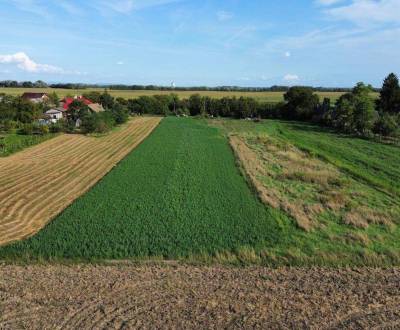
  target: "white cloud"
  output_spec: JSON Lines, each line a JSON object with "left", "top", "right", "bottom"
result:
{"left": 284, "top": 51, "right": 291, "bottom": 57}
{"left": 117, "top": 61, "right": 124, "bottom": 65}
{"left": 283, "top": 74, "right": 300, "bottom": 82}
{"left": 325, "top": 0, "right": 400, "bottom": 25}
{"left": 217, "top": 11, "right": 234, "bottom": 21}
{"left": 0, "top": 52, "right": 82, "bottom": 75}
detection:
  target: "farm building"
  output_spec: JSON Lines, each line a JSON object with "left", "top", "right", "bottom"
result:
{"left": 44, "top": 109, "right": 64, "bottom": 124}
{"left": 22, "top": 92, "right": 49, "bottom": 103}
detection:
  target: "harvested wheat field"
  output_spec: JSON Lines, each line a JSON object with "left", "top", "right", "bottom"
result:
{"left": 0, "top": 117, "right": 161, "bottom": 246}
{"left": 0, "top": 264, "right": 399, "bottom": 329}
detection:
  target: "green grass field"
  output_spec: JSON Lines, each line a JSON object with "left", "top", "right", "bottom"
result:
{"left": 0, "top": 132, "right": 56, "bottom": 157}
{"left": 0, "top": 87, "right": 349, "bottom": 103}
{"left": 214, "top": 120, "right": 400, "bottom": 197}
{"left": 1, "top": 117, "right": 399, "bottom": 266}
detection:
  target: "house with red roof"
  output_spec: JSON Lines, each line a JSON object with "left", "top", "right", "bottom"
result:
{"left": 58, "top": 96, "right": 105, "bottom": 125}
{"left": 61, "top": 96, "right": 93, "bottom": 110}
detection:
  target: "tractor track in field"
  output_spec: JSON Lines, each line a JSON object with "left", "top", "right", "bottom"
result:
{"left": 0, "top": 117, "right": 161, "bottom": 247}
{"left": 0, "top": 265, "right": 399, "bottom": 329}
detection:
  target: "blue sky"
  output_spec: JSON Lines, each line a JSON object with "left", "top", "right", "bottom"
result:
{"left": 0, "top": 0, "right": 399, "bottom": 87}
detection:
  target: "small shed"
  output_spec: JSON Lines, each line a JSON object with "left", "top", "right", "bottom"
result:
{"left": 45, "top": 109, "right": 63, "bottom": 123}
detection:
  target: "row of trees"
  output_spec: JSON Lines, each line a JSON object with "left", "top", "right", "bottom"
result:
{"left": 117, "top": 73, "right": 400, "bottom": 138}
{"left": 282, "top": 73, "right": 400, "bottom": 137}
{"left": 0, "top": 80, "right": 48, "bottom": 88}
{"left": 2, "top": 79, "right": 378, "bottom": 93}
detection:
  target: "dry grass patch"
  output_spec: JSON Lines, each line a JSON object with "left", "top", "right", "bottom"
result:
{"left": 343, "top": 207, "right": 393, "bottom": 229}
{"left": 230, "top": 133, "right": 397, "bottom": 231}
{"left": 0, "top": 117, "right": 161, "bottom": 246}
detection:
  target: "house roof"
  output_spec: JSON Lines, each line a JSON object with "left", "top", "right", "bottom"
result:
{"left": 22, "top": 92, "right": 48, "bottom": 99}
{"left": 45, "top": 109, "right": 62, "bottom": 114}
{"left": 88, "top": 103, "right": 104, "bottom": 113}
{"left": 62, "top": 96, "right": 93, "bottom": 110}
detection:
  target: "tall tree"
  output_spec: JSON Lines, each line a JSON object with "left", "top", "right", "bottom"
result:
{"left": 283, "top": 87, "right": 320, "bottom": 120}
{"left": 333, "top": 82, "right": 376, "bottom": 135}
{"left": 378, "top": 73, "right": 400, "bottom": 114}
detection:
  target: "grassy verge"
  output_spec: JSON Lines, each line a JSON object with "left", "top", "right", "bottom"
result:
{"left": 0, "top": 132, "right": 57, "bottom": 157}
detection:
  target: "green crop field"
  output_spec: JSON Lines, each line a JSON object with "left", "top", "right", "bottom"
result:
{"left": 1, "top": 117, "right": 399, "bottom": 266}
{"left": 0, "top": 87, "right": 350, "bottom": 103}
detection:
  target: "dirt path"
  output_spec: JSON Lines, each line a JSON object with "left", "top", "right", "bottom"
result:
{"left": 0, "top": 265, "right": 399, "bottom": 329}
{"left": 0, "top": 117, "right": 161, "bottom": 246}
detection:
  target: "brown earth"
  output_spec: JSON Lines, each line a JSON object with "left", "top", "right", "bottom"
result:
{"left": 0, "top": 264, "right": 399, "bottom": 329}
{"left": 0, "top": 117, "right": 161, "bottom": 246}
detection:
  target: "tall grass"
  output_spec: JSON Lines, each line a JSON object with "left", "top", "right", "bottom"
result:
{"left": 0, "top": 133, "right": 56, "bottom": 157}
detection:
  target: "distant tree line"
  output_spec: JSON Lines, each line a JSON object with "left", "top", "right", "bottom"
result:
{"left": 1, "top": 80, "right": 376, "bottom": 93}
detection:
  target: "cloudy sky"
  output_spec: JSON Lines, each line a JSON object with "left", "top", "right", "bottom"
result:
{"left": 0, "top": 0, "right": 399, "bottom": 87}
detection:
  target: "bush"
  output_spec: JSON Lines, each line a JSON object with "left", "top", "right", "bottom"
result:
{"left": 19, "top": 123, "right": 34, "bottom": 135}
{"left": 111, "top": 104, "right": 129, "bottom": 124}
{"left": 49, "top": 120, "right": 65, "bottom": 133}
{"left": 81, "top": 112, "right": 116, "bottom": 134}
{"left": 38, "top": 125, "right": 50, "bottom": 135}
{"left": 373, "top": 113, "right": 400, "bottom": 137}
{"left": 81, "top": 114, "right": 98, "bottom": 133}
{"left": 0, "top": 120, "right": 19, "bottom": 132}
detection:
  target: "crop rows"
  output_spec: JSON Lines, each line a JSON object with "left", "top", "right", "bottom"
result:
{"left": 0, "top": 117, "right": 161, "bottom": 247}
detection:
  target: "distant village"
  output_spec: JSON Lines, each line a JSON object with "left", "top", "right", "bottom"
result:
{"left": 22, "top": 92, "right": 105, "bottom": 127}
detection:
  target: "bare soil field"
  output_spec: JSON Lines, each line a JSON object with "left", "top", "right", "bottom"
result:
{"left": 0, "top": 117, "right": 161, "bottom": 246}
{"left": 0, "top": 264, "right": 399, "bottom": 329}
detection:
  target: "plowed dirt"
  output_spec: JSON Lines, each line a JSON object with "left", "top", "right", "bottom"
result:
{"left": 0, "top": 265, "right": 399, "bottom": 329}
